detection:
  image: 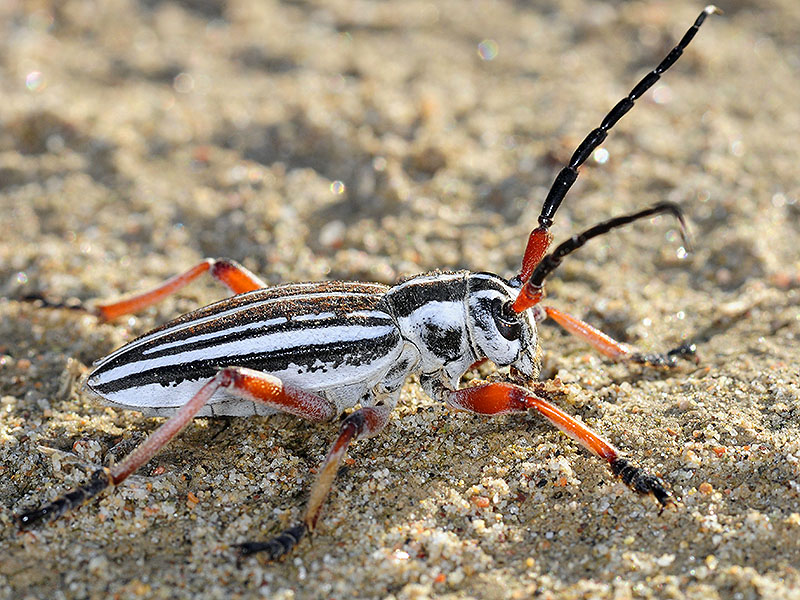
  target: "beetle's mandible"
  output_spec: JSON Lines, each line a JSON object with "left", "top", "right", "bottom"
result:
{"left": 17, "top": 6, "right": 719, "bottom": 560}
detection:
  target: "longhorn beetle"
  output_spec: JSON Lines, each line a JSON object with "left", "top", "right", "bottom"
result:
{"left": 18, "top": 6, "right": 718, "bottom": 560}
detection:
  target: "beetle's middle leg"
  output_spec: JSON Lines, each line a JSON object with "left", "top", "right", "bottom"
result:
{"left": 444, "top": 381, "right": 675, "bottom": 508}
{"left": 538, "top": 305, "right": 697, "bottom": 367}
{"left": 18, "top": 367, "right": 336, "bottom": 528}
{"left": 235, "top": 402, "right": 393, "bottom": 560}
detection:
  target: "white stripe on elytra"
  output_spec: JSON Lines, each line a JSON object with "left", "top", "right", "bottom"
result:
{"left": 344, "top": 310, "right": 392, "bottom": 320}
{"left": 98, "top": 352, "right": 391, "bottom": 409}
{"left": 134, "top": 310, "right": 393, "bottom": 358}
{"left": 90, "top": 323, "right": 397, "bottom": 387}
{"left": 140, "top": 310, "right": 390, "bottom": 356}
{"left": 292, "top": 311, "right": 336, "bottom": 322}
{"left": 95, "top": 290, "right": 384, "bottom": 366}
{"left": 141, "top": 316, "right": 289, "bottom": 355}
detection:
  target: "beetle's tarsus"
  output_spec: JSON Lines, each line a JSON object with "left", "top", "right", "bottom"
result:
{"left": 668, "top": 342, "right": 699, "bottom": 363}
{"left": 610, "top": 457, "right": 675, "bottom": 508}
{"left": 629, "top": 342, "right": 698, "bottom": 368}
{"left": 20, "top": 293, "right": 94, "bottom": 315}
{"left": 235, "top": 523, "right": 307, "bottom": 560}
{"left": 17, "top": 468, "right": 112, "bottom": 529}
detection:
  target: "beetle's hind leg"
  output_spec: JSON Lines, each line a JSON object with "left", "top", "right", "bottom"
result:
{"left": 17, "top": 367, "right": 336, "bottom": 528}
{"left": 23, "top": 258, "right": 266, "bottom": 320}
{"left": 542, "top": 306, "right": 697, "bottom": 368}
{"left": 94, "top": 258, "right": 266, "bottom": 320}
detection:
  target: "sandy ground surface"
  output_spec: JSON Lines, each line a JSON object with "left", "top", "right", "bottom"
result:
{"left": 1, "top": 1, "right": 799, "bottom": 598}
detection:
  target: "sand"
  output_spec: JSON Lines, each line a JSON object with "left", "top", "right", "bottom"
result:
{"left": 1, "top": 1, "right": 799, "bottom": 598}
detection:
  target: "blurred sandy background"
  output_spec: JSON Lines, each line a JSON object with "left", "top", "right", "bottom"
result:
{"left": 1, "top": 0, "right": 799, "bottom": 598}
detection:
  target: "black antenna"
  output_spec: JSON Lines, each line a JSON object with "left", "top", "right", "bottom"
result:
{"left": 536, "top": 6, "right": 720, "bottom": 230}
{"left": 528, "top": 202, "right": 690, "bottom": 288}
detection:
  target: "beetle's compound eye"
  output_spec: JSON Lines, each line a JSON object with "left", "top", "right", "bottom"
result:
{"left": 491, "top": 298, "right": 522, "bottom": 341}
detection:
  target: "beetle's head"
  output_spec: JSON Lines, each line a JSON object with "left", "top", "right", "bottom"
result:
{"left": 465, "top": 273, "right": 541, "bottom": 381}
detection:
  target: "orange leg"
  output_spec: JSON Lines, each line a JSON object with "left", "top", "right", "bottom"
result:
{"left": 18, "top": 367, "right": 336, "bottom": 529}
{"left": 95, "top": 258, "right": 266, "bottom": 320}
{"left": 543, "top": 306, "right": 696, "bottom": 367}
{"left": 236, "top": 403, "right": 393, "bottom": 560}
{"left": 446, "top": 381, "right": 674, "bottom": 507}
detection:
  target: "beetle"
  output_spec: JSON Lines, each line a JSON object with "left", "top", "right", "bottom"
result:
{"left": 17, "top": 6, "right": 717, "bottom": 560}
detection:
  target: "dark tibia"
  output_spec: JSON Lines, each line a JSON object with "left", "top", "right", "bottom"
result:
{"left": 537, "top": 6, "right": 720, "bottom": 228}
{"left": 629, "top": 342, "right": 698, "bottom": 368}
{"left": 20, "top": 293, "right": 96, "bottom": 315}
{"left": 18, "top": 468, "right": 112, "bottom": 528}
{"left": 609, "top": 457, "right": 674, "bottom": 509}
{"left": 235, "top": 523, "right": 307, "bottom": 559}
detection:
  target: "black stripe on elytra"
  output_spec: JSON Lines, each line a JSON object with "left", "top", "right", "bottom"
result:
{"left": 98, "top": 292, "right": 389, "bottom": 369}
{"left": 142, "top": 282, "right": 388, "bottom": 339}
{"left": 386, "top": 275, "right": 468, "bottom": 319}
{"left": 100, "top": 312, "right": 395, "bottom": 369}
{"left": 91, "top": 331, "right": 402, "bottom": 394}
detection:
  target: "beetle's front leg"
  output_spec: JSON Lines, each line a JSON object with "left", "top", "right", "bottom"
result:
{"left": 444, "top": 381, "right": 675, "bottom": 508}
{"left": 541, "top": 305, "right": 697, "bottom": 368}
{"left": 235, "top": 402, "right": 393, "bottom": 560}
{"left": 17, "top": 367, "right": 336, "bottom": 528}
